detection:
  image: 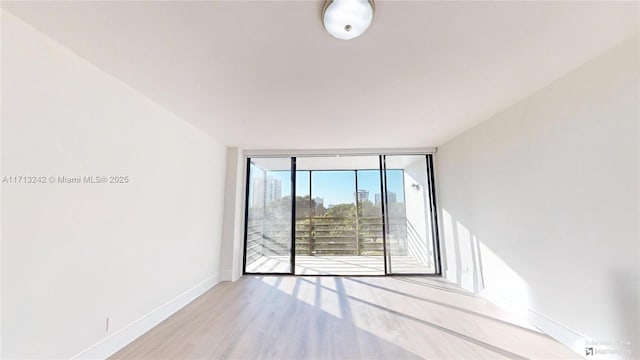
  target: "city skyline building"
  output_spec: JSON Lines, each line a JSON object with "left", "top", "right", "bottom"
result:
{"left": 252, "top": 176, "right": 282, "bottom": 206}
{"left": 355, "top": 189, "right": 369, "bottom": 204}
{"left": 375, "top": 192, "right": 397, "bottom": 205}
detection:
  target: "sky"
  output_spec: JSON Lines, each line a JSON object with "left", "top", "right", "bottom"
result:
{"left": 266, "top": 169, "right": 404, "bottom": 207}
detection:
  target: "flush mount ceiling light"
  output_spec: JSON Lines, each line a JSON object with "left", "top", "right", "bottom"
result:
{"left": 322, "top": 0, "right": 374, "bottom": 40}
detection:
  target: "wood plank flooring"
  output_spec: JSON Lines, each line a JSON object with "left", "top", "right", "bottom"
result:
{"left": 111, "top": 276, "right": 580, "bottom": 359}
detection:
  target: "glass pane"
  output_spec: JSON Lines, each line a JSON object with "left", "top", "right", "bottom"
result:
{"left": 312, "top": 170, "right": 357, "bottom": 256}
{"left": 294, "top": 156, "right": 384, "bottom": 275}
{"left": 385, "top": 155, "right": 436, "bottom": 274}
{"left": 295, "top": 170, "right": 312, "bottom": 256}
{"left": 244, "top": 158, "right": 292, "bottom": 273}
{"left": 356, "top": 170, "right": 384, "bottom": 256}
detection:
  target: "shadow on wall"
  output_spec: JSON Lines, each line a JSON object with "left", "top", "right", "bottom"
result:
{"left": 441, "top": 209, "right": 530, "bottom": 317}
{"left": 440, "top": 209, "right": 589, "bottom": 356}
{"left": 402, "top": 165, "right": 435, "bottom": 268}
{"left": 406, "top": 220, "right": 432, "bottom": 267}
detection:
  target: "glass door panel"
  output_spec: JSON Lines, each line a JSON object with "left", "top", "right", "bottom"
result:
{"left": 384, "top": 155, "right": 437, "bottom": 274}
{"left": 356, "top": 170, "right": 384, "bottom": 258}
{"left": 244, "top": 157, "right": 293, "bottom": 274}
{"left": 294, "top": 156, "right": 384, "bottom": 275}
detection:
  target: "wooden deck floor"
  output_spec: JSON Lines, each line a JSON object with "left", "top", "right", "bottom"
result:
{"left": 246, "top": 255, "right": 435, "bottom": 275}
{"left": 111, "top": 276, "right": 579, "bottom": 359}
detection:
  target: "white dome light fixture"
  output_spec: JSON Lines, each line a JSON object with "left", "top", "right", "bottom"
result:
{"left": 322, "top": 0, "right": 375, "bottom": 40}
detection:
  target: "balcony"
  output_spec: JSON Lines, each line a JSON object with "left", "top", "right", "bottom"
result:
{"left": 246, "top": 216, "right": 432, "bottom": 275}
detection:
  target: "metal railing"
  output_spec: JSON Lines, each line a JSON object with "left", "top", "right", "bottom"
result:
{"left": 295, "top": 216, "right": 383, "bottom": 255}
{"left": 246, "top": 216, "right": 408, "bottom": 259}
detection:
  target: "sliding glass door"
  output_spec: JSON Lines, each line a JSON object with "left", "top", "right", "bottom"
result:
{"left": 243, "top": 154, "right": 440, "bottom": 276}
{"left": 243, "top": 157, "right": 294, "bottom": 274}
{"left": 294, "top": 156, "right": 384, "bottom": 275}
{"left": 383, "top": 155, "right": 439, "bottom": 274}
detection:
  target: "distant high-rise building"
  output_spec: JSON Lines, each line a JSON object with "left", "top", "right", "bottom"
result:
{"left": 252, "top": 176, "right": 282, "bottom": 206}
{"left": 355, "top": 189, "right": 369, "bottom": 203}
{"left": 375, "top": 192, "right": 397, "bottom": 205}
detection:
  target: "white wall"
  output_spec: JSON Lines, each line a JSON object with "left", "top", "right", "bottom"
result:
{"left": 437, "top": 37, "right": 639, "bottom": 358}
{"left": 401, "top": 157, "right": 433, "bottom": 267}
{"left": 219, "top": 147, "right": 245, "bottom": 282}
{"left": 1, "top": 11, "right": 227, "bottom": 358}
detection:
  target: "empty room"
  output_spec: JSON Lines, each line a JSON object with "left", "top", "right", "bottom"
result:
{"left": 1, "top": 1, "right": 638, "bottom": 359}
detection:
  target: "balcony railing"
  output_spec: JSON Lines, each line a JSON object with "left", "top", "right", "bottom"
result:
{"left": 246, "top": 216, "right": 408, "bottom": 262}
{"left": 295, "top": 216, "right": 384, "bottom": 255}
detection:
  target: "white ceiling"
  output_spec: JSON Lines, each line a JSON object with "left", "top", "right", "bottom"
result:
{"left": 2, "top": 1, "right": 638, "bottom": 150}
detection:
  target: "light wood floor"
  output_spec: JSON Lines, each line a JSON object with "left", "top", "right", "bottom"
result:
{"left": 111, "top": 276, "right": 580, "bottom": 359}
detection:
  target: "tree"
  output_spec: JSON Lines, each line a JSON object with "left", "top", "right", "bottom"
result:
{"left": 357, "top": 200, "right": 382, "bottom": 218}
{"left": 323, "top": 203, "right": 356, "bottom": 218}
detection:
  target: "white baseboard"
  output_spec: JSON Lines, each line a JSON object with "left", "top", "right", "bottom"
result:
{"left": 527, "top": 309, "right": 586, "bottom": 358}
{"left": 71, "top": 274, "right": 220, "bottom": 359}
